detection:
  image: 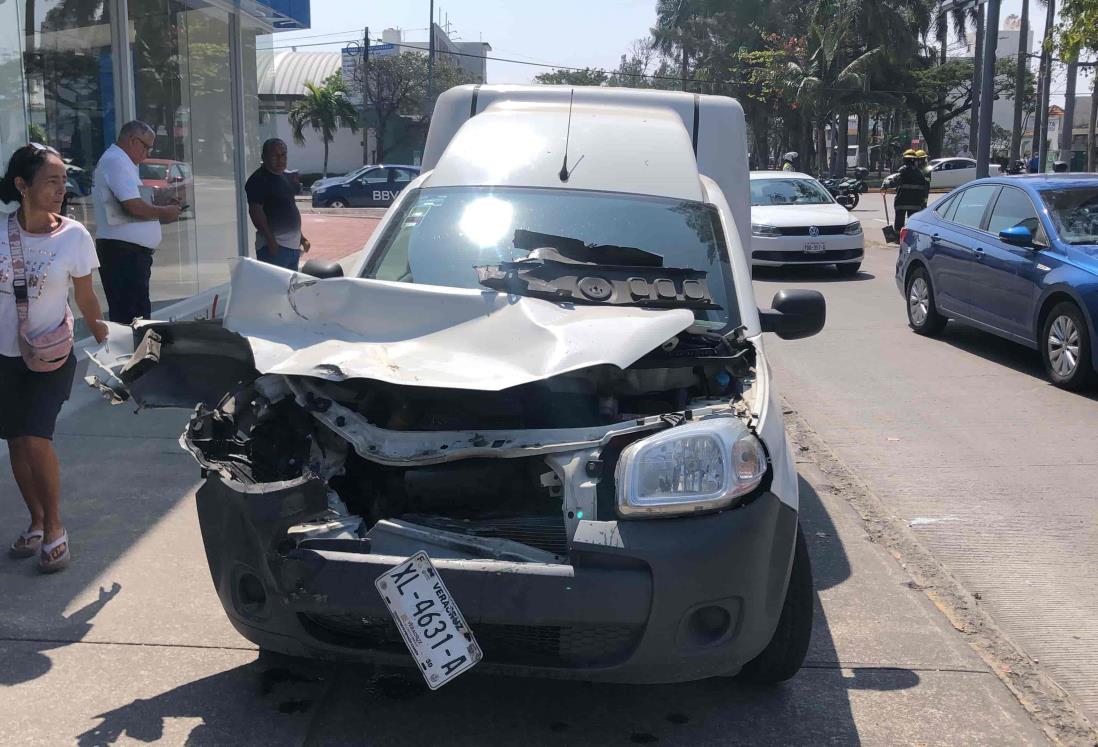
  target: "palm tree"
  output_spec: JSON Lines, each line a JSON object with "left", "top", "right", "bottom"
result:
{"left": 786, "top": 7, "right": 881, "bottom": 174}
{"left": 288, "top": 72, "right": 359, "bottom": 178}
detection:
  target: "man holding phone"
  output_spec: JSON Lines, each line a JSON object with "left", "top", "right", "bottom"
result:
{"left": 92, "top": 120, "right": 181, "bottom": 324}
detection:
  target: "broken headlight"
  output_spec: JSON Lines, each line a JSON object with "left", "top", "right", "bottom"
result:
{"left": 615, "top": 418, "right": 767, "bottom": 518}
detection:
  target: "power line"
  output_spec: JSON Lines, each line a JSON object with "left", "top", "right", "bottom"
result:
{"left": 269, "top": 34, "right": 1098, "bottom": 91}
{"left": 270, "top": 37, "right": 704, "bottom": 85}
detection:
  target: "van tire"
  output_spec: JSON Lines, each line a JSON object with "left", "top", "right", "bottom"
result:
{"left": 836, "top": 262, "right": 861, "bottom": 277}
{"left": 736, "top": 524, "right": 813, "bottom": 684}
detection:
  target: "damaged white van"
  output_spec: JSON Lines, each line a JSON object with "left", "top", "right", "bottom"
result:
{"left": 91, "top": 86, "right": 826, "bottom": 685}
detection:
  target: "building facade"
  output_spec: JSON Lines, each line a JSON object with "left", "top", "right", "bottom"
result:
{"left": 0, "top": 0, "right": 309, "bottom": 309}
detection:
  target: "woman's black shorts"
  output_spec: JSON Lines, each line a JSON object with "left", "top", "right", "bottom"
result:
{"left": 0, "top": 353, "right": 76, "bottom": 441}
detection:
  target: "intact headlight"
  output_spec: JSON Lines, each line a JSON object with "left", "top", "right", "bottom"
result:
{"left": 751, "top": 223, "right": 782, "bottom": 238}
{"left": 615, "top": 417, "right": 768, "bottom": 518}
{"left": 844, "top": 221, "right": 862, "bottom": 235}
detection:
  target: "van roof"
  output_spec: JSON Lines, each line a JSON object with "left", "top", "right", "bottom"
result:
{"left": 424, "top": 101, "right": 704, "bottom": 202}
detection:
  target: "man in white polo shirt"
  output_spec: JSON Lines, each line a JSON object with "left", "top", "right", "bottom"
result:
{"left": 92, "top": 120, "right": 180, "bottom": 324}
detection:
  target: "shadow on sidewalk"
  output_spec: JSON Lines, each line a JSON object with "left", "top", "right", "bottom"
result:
{"left": 0, "top": 583, "right": 121, "bottom": 686}
{"left": 0, "top": 405, "right": 200, "bottom": 682}
{"left": 71, "top": 476, "right": 919, "bottom": 746}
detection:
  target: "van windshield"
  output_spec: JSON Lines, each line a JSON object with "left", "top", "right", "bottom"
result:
{"left": 361, "top": 187, "right": 737, "bottom": 328}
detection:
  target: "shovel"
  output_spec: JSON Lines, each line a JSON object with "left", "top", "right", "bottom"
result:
{"left": 881, "top": 191, "right": 899, "bottom": 244}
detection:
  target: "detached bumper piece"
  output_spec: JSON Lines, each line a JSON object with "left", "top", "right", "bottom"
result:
{"left": 196, "top": 474, "right": 797, "bottom": 684}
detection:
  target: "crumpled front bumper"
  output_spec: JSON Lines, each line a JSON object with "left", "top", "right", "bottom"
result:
{"left": 196, "top": 473, "right": 799, "bottom": 684}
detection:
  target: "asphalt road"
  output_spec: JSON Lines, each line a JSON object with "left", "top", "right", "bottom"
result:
{"left": 754, "top": 199, "right": 1098, "bottom": 730}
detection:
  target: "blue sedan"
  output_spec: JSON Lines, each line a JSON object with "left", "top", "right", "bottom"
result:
{"left": 896, "top": 175, "right": 1098, "bottom": 390}
{"left": 311, "top": 164, "right": 420, "bottom": 208}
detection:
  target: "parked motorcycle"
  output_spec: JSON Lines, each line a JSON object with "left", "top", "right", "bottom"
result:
{"left": 819, "top": 176, "right": 862, "bottom": 209}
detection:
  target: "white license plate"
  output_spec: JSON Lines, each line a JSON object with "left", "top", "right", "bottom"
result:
{"left": 375, "top": 551, "right": 482, "bottom": 689}
{"left": 804, "top": 242, "right": 826, "bottom": 254}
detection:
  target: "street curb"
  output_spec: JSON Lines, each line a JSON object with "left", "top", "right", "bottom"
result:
{"left": 299, "top": 207, "right": 387, "bottom": 218}
{"left": 784, "top": 399, "right": 1098, "bottom": 746}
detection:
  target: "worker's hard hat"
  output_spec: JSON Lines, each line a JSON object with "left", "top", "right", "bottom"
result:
{"left": 915, "top": 149, "right": 927, "bottom": 158}
{"left": 903, "top": 149, "right": 918, "bottom": 158}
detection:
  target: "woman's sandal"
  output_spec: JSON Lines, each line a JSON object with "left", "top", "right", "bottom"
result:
{"left": 37, "top": 530, "right": 71, "bottom": 573}
{"left": 9, "top": 529, "right": 44, "bottom": 559}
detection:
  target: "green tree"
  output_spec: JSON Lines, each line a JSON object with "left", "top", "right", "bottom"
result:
{"left": 533, "top": 67, "right": 609, "bottom": 86}
{"left": 289, "top": 71, "right": 359, "bottom": 177}
{"left": 1056, "top": 0, "right": 1098, "bottom": 169}
{"left": 902, "top": 56, "right": 1031, "bottom": 156}
{"left": 783, "top": 6, "right": 881, "bottom": 174}
{"left": 355, "top": 53, "right": 476, "bottom": 162}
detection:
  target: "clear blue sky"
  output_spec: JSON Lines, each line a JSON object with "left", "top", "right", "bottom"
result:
{"left": 272, "top": 0, "right": 657, "bottom": 84}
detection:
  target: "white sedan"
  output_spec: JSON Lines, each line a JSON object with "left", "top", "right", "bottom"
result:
{"left": 749, "top": 171, "right": 864, "bottom": 275}
{"left": 883, "top": 157, "right": 1002, "bottom": 190}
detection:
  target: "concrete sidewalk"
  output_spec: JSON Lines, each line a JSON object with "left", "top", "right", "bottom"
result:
{"left": 0, "top": 281, "right": 1050, "bottom": 744}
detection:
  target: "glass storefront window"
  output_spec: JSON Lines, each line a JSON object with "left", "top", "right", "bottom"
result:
{"left": 18, "top": 0, "right": 116, "bottom": 233}
{"left": 131, "top": 0, "right": 238, "bottom": 305}
{"left": 2, "top": 0, "right": 305, "bottom": 311}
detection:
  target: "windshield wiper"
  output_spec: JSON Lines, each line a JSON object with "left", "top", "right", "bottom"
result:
{"left": 476, "top": 230, "right": 721, "bottom": 310}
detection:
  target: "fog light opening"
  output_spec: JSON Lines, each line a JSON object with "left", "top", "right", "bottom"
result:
{"left": 238, "top": 572, "right": 267, "bottom": 612}
{"left": 685, "top": 605, "right": 731, "bottom": 647}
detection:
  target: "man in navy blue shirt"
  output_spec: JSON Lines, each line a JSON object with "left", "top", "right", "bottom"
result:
{"left": 1027, "top": 153, "right": 1040, "bottom": 174}
{"left": 245, "top": 139, "right": 309, "bottom": 270}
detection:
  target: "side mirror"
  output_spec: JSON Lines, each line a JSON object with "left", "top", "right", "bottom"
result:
{"left": 998, "top": 226, "right": 1034, "bottom": 247}
{"left": 759, "top": 290, "right": 826, "bottom": 340}
{"left": 301, "top": 259, "right": 343, "bottom": 279}
{"left": 836, "top": 194, "right": 853, "bottom": 209}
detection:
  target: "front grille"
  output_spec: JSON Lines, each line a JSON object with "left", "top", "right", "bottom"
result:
{"left": 301, "top": 613, "right": 642, "bottom": 668}
{"left": 776, "top": 225, "right": 849, "bottom": 236}
{"left": 401, "top": 514, "right": 569, "bottom": 556}
{"left": 753, "top": 248, "right": 863, "bottom": 263}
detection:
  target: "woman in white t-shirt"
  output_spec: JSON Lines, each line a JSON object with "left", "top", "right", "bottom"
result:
{"left": 1, "top": 144, "right": 108, "bottom": 573}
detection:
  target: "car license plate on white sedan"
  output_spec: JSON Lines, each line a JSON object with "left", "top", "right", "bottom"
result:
{"left": 375, "top": 551, "right": 483, "bottom": 689}
{"left": 804, "top": 242, "right": 826, "bottom": 254}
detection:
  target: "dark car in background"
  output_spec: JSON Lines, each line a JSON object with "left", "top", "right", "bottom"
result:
{"left": 311, "top": 164, "right": 420, "bottom": 208}
{"left": 897, "top": 174, "right": 1098, "bottom": 390}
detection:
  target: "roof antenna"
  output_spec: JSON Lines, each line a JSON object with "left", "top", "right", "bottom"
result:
{"left": 559, "top": 89, "right": 575, "bottom": 182}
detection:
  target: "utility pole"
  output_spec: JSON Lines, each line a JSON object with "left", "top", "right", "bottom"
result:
{"left": 1060, "top": 61, "right": 1078, "bottom": 165}
{"left": 976, "top": 0, "right": 1000, "bottom": 178}
{"left": 1035, "top": 0, "right": 1056, "bottom": 171}
{"left": 361, "top": 26, "right": 370, "bottom": 165}
{"left": 968, "top": 2, "right": 984, "bottom": 156}
{"left": 1008, "top": 0, "right": 1028, "bottom": 163}
{"left": 427, "top": 0, "right": 435, "bottom": 116}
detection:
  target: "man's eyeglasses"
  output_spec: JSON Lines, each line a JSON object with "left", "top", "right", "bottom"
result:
{"left": 134, "top": 136, "right": 154, "bottom": 153}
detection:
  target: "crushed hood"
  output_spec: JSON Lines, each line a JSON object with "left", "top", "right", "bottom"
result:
{"left": 217, "top": 259, "right": 696, "bottom": 391}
